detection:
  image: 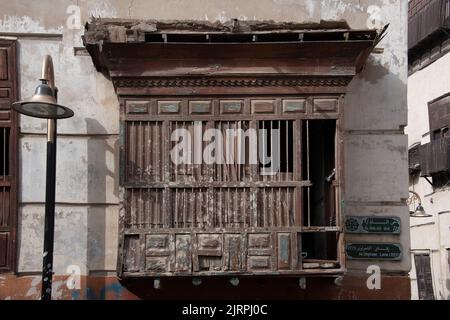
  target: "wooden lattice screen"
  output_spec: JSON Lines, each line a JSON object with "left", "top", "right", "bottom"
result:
{"left": 119, "top": 95, "right": 342, "bottom": 276}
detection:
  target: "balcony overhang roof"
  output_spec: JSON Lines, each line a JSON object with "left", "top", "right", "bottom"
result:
{"left": 83, "top": 19, "right": 385, "bottom": 95}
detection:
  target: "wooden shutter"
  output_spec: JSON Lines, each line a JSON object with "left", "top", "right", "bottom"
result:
{"left": 0, "top": 39, "right": 18, "bottom": 273}
{"left": 119, "top": 94, "right": 342, "bottom": 277}
{"left": 414, "top": 254, "right": 435, "bottom": 300}
{"left": 428, "top": 93, "right": 450, "bottom": 140}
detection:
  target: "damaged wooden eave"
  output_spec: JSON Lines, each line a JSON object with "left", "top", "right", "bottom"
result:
{"left": 82, "top": 18, "right": 379, "bottom": 44}
{"left": 82, "top": 18, "right": 385, "bottom": 78}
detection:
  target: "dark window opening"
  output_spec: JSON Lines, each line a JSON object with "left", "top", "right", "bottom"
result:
{"left": 302, "top": 120, "right": 337, "bottom": 227}
{"left": 0, "top": 127, "right": 10, "bottom": 177}
{"left": 301, "top": 232, "right": 338, "bottom": 262}
{"left": 432, "top": 126, "right": 449, "bottom": 140}
{"left": 258, "top": 120, "right": 294, "bottom": 173}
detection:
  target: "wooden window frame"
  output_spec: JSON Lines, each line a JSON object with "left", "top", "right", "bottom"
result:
{"left": 0, "top": 39, "right": 18, "bottom": 274}
{"left": 117, "top": 91, "right": 345, "bottom": 278}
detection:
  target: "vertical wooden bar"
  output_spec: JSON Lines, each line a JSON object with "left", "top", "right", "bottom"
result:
{"left": 293, "top": 120, "right": 303, "bottom": 227}
{"left": 162, "top": 121, "right": 172, "bottom": 228}
{"left": 306, "top": 120, "right": 311, "bottom": 227}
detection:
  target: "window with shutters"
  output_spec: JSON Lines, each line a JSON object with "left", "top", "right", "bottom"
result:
{"left": 0, "top": 39, "right": 18, "bottom": 273}
{"left": 423, "top": 93, "right": 450, "bottom": 188}
{"left": 414, "top": 254, "right": 435, "bottom": 300}
{"left": 120, "top": 96, "right": 343, "bottom": 276}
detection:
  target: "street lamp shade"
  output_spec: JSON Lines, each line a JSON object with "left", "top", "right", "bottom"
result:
{"left": 12, "top": 79, "right": 74, "bottom": 119}
{"left": 410, "top": 204, "right": 432, "bottom": 218}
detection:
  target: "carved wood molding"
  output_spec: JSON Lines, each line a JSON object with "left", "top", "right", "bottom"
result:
{"left": 113, "top": 77, "right": 353, "bottom": 88}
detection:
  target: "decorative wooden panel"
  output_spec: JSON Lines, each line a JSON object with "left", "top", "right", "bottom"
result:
{"left": 0, "top": 40, "right": 17, "bottom": 273}
{"left": 120, "top": 95, "right": 342, "bottom": 277}
{"left": 414, "top": 254, "right": 435, "bottom": 300}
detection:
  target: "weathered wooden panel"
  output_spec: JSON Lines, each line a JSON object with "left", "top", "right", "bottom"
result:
{"left": 251, "top": 100, "right": 275, "bottom": 113}
{"left": 126, "top": 101, "right": 150, "bottom": 114}
{"left": 414, "top": 254, "right": 435, "bottom": 300}
{"left": 123, "top": 235, "right": 141, "bottom": 272}
{"left": 0, "top": 89, "right": 10, "bottom": 110}
{"left": 428, "top": 93, "right": 450, "bottom": 133}
{"left": 189, "top": 101, "right": 212, "bottom": 114}
{"left": 247, "top": 256, "right": 271, "bottom": 271}
{"left": 277, "top": 233, "right": 291, "bottom": 270}
{"left": 224, "top": 234, "right": 243, "bottom": 271}
{"left": 419, "top": 138, "right": 450, "bottom": 176}
{"left": 197, "top": 234, "right": 222, "bottom": 256}
{"left": 0, "top": 88, "right": 8, "bottom": 98}
{"left": 283, "top": 99, "right": 306, "bottom": 113}
{"left": 248, "top": 233, "right": 272, "bottom": 256}
{"left": 313, "top": 98, "right": 338, "bottom": 113}
{"left": 175, "top": 234, "right": 192, "bottom": 272}
{"left": 0, "top": 186, "right": 10, "bottom": 227}
{"left": 220, "top": 100, "right": 243, "bottom": 114}
{"left": 0, "top": 111, "right": 10, "bottom": 121}
{"left": 0, "top": 49, "right": 7, "bottom": 80}
{"left": 158, "top": 101, "right": 181, "bottom": 114}
{"left": 146, "top": 234, "right": 170, "bottom": 256}
{"left": 146, "top": 256, "right": 170, "bottom": 272}
{"left": 0, "top": 233, "right": 8, "bottom": 267}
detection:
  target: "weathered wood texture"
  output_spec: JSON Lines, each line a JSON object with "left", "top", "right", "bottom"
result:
{"left": 0, "top": 40, "right": 18, "bottom": 273}
{"left": 120, "top": 95, "right": 341, "bottom": 276}
{"left": 414, "top": 254, "right": 435, "bottom": 300}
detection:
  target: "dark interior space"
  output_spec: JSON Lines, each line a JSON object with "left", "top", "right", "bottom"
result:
{"left": 0, "top": 127, "right": 10, "bottom": 176}
{"left": 301, "top": 120, "right": 337, "bottom": 260}
{"left": 301, "top": 232, "right": 338, "bottom": 261}
{"left": 258, "top": 120, "right": 294, "bottom": 173}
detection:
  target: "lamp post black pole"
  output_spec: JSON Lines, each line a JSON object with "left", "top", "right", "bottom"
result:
{"left": 41, "top": 118, "right": 57, "bottom": 300}
{"left": 11, "top": 55, "right": 74, "bottom": 301}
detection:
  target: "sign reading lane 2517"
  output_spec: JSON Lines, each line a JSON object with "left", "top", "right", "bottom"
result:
{"left": 345, "top": 216, "right": 401, "bottom": 234}
{"left": 346, "top": 243, "right": 402, "bottom": 261}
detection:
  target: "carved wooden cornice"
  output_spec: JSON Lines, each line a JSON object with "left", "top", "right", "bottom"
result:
{"left": 114, "top": 77, "right": 353, "bottom": 89}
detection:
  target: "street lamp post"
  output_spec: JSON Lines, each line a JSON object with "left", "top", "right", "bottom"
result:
{"left": 12, "top": 55, "right": 74, "bottom": 300}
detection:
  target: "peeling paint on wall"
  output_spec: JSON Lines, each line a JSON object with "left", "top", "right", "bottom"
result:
{"left": 0, "top": 14, "right": 64, "bottom": 33}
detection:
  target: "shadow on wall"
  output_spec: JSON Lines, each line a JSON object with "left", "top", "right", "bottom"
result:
{"left": 85, "top": 118, "right": 118, "bottom": 300}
